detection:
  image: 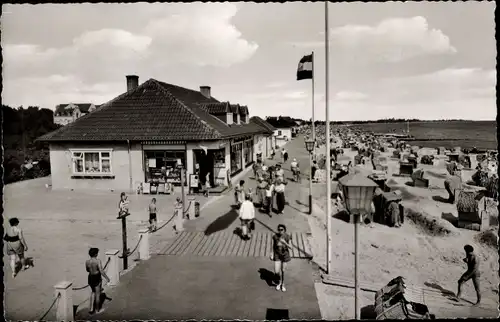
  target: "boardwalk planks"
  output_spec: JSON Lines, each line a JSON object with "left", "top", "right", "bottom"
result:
{"left": 158, "top": 232, "right": 313, "bottom": 258}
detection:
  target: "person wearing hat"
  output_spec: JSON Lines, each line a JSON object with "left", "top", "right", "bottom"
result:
{"left": 274, "top": 178, "right": 287, "bottom": 215}
{"left": 455, "top": 244, "right": 481, "bottom": 306}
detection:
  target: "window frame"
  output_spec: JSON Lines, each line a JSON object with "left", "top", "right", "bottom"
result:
{"left": 70, "top": 149, "right": 113, "bottom": 176}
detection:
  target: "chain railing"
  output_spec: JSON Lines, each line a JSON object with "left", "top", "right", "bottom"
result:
{"left": 148, "top": 200, "right": 193, "bottom": 233}
{"left": 36, "top": 292, "right": 61, "bottom": 320}
{"left": 71, "top": 257, "right": 111, "bottom": 291}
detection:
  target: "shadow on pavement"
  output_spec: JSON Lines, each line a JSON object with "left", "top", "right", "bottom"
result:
{"left": 204, "top": 208, "right": 239, "bottom": 236}
{"left": 266, "top": 308, "right": 290, "bottom": 320}
{"left": 285, "top": 201, "right": 308, "bottom": 214}
{"left": 361, "top": 304, "right": 376, "bottom": 319}
{"left": 258, "top": 268, "right": 277, "bottom": 286}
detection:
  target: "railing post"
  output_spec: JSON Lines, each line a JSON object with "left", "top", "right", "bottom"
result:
{"left": 138, "top": 228, "right": 150, "bottom": 261}
{"left": 54, "top": 281, "right": 74, "bottom": 321}
{"left": 105, "top": 249, "right": 120, "bottom": 286}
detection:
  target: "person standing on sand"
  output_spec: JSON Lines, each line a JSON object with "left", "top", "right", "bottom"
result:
{"left": 271, "top": 224, "right": 292, "bottom": 292}
{"left": 311, "top": 160, "right": 318, "bottom": 182}
{"left": 86, "top": 248, "right": 110, "bottom": 315}
{"left": 4, "top": 217, "right": 30, "bottom": 278}
{"left": 455, "top": 244, "right": 481, "bottom": 306}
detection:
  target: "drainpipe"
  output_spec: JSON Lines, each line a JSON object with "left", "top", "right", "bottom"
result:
{"left": 127, "top": 140, "right": 133, "bottom": 193}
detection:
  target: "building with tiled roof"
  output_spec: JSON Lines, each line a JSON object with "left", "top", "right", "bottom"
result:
{"left": 38, "top": 75, "right": 275, "bottom": 192}
{"left": 53, "top": 103, "right": 97, "bottom": 126}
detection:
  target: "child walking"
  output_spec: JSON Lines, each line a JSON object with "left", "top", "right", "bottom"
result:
{"left": 148, "top": 198, "right": 158, "bottom": 232}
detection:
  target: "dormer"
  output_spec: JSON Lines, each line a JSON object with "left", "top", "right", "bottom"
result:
{"left": 230, "top": 104, "right": 240, "bottom": 125}
{"left": 240, "top": 105, "right": 249, "bottom": 124}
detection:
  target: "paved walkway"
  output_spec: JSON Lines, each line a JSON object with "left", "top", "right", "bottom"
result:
{"left": 77, "top": 136, "right": 322, "bottom": 320}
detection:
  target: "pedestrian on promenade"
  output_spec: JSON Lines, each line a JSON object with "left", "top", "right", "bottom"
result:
{"left": 311, "top": 160, "right": 318, "bottom": 182}
{"left": 148, "top": 198, "right": 158, "bottom": 232}
{"left": 252, "top": 160, "right": 261, "bottom": 179}
{"left": 4, "top": 217, "right": 29, "bottom": 278}
{"left": 274, "top": 178, "right": 287, "bottom": 215}
{"left": 264, "top": 179, "right": 275, "bottom": 216}
{"left": 275, "top": 163, "right": 285, "bottom": 182}
{"left": 234, "top": 180, "right": 245, "bottom": 208}
{"left": 282, "top": 148, "right": 288, "bottom": 163}
{"left": 239, "top": 193, "right": 255, "bottom": 240}
{"left": 173, "top": 197, "right": 183, "bottom": 232}
{"left": 455, "top": 244, "right": 481, "bottom": 305}
{"left": 204, "top": 172, "right": 211, "bottom": 197}
{"left": 271, "top": 224, "right": 292, "bottom": 292}
{"left": 86, "top": 247, "right": 110, "bottom": 314}
{"left": 118, "top": 192, "right": 129, "bottom": 218}
{"left": 271, "top": 147, "right": 276, "bottom": 160}
{"left": 256, "top": 175, "right": 268, "bottom": 207}
{"left": 290, "top": 158, "right": 300, "bottom": 182}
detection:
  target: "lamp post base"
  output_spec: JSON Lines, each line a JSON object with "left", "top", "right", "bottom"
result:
{"left": 308, "top": 194, "right": 313, "bottom": 215}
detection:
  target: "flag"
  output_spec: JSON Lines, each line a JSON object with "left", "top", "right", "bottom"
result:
{"left": 296, "top": 54, "right": 313, "bottom": 80}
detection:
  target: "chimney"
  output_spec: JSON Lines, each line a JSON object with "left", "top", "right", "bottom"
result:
{"left": 200, "top": 86, "right": 211, "bottom": 99}
{"left": 126, "top": 75, "right": 139, "bottom": 91}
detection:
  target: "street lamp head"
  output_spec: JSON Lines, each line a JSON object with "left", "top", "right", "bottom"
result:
{"left": 338, "top": 172, "right": 378, "bottom": 215}
{"left": 305, "top": 139, "right": 315, "bottom": 153}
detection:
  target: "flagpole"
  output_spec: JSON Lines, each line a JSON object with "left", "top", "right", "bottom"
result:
{"left": 309, "top": 51, "right": 315, "bottom": 215}
{"left": 325, "top": 0, "right": 333, "bottom": 278}
{"left": 311, "top": 51, "right": 316, "bottom": 146}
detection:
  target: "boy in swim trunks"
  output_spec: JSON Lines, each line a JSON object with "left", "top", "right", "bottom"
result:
{"left": 86, "top": 248, "right": 110, "bottom": 314}
{"left": 148, "top": 198, "right": 158, "bottom": 232}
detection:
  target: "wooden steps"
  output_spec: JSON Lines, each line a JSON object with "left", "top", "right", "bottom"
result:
{"left": 158, "top": 231, "right": 313, "bottom": 258}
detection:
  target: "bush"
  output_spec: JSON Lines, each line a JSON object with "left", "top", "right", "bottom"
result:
{"left": 475, "top": 228, "right": 498, "bottom": 249}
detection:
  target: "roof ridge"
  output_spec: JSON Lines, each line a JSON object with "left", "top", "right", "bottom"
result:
{"left": 150, "top": 79, "right": 222, "bottom": 139}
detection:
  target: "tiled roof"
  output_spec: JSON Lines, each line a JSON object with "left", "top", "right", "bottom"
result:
{"left": 250, "top": 116, "right": 277, "bottom": 133}
{"left": 198, "top": 102, "right": 230, "bottom": 114}
{"left": 39, "top": 79, "right": 268, "bottom": 142}
{"left": 54, "top": 103, "right": 94, "bottom": 116}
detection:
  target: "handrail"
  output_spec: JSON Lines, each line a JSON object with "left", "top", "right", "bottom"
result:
{"left": 71, "top": 257, "right": 111, "bottom": 291}
{"left": 37, "top": 292, "right": 61, "bottom": 320}
{"left": 119, "top": 235, "right": 142, "bottom": 258}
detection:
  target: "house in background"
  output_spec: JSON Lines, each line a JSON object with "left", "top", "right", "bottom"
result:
{"left": 250, "top": 116, "right": 277, "bottom": 157}
{"left": 38, "top": 75, "right": 273, "bottom": 192}
{"left": 265, "top": 116, "right": 296, "bottom": 148}
{"left": 54, "top": 103, "right": 99, "bottom": 126}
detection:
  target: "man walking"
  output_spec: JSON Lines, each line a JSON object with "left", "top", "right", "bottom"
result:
{"left": 455, "top": 244, "right": 481, "bottom": 306}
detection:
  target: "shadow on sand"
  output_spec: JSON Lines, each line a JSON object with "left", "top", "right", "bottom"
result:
{"left": 432, "top": 195, "right": 450, "bottom": 204}
{"left": 441, "top": 212, "right": 458, "bottom": 227}
{"left": 204, "top": 208, "right": 239, "bottom": 236}
{"left": 333, "top": 210, "right": 350, "bottom": 223}
{"left": 258, "top": 268, "right": 277, "bottom": 287}
{"left": 423, "top": 282, "right": 473, "bottom": 303}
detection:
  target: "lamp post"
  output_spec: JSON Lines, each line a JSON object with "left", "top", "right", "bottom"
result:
{"left": 117, "top": 209, "right": 131, "bottom": 270}
{"left": 305, "top": 139, "right": 315, "bottom": 215}
{"left": 338, "top": 173, "right": 378, "bottom": 320}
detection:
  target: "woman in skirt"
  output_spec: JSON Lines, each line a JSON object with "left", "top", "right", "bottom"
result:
{"left": 271, "top": 224, "right": 292, "bottom": 292}
{"left": 4, "top": 217, "right": 29, "bottom": 278}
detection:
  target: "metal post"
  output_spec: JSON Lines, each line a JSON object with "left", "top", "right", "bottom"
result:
{"left": 309, "top": 152, "right": 313, "bottom": 215}
{"left": 354, "top": 213, "right": 360, "bottom": 320}
{"left": 121, "top": 216, "right": 128, "bottom": 270}
{"left": 325, "top": 0, "right": 333, "bottom": 275}
{"left": 180, "top": 166, "right": 186, "bottom": 219}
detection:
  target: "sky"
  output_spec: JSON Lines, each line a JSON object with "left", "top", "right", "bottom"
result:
{"left": 2, "top": 2, "right": 496, "bottom": 121}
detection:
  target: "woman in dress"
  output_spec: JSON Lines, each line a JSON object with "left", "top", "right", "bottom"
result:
{"left": 234, "top": 180, "right": 245, "bottom": 208}
{"left": 274, "top": 178, "right": 287, "bottom": 215}
{"left": 271, "top": 224, "right": 292, "bottom": 292}
{"left": 4, "top": 217, "right": 29, "bottom": 278}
